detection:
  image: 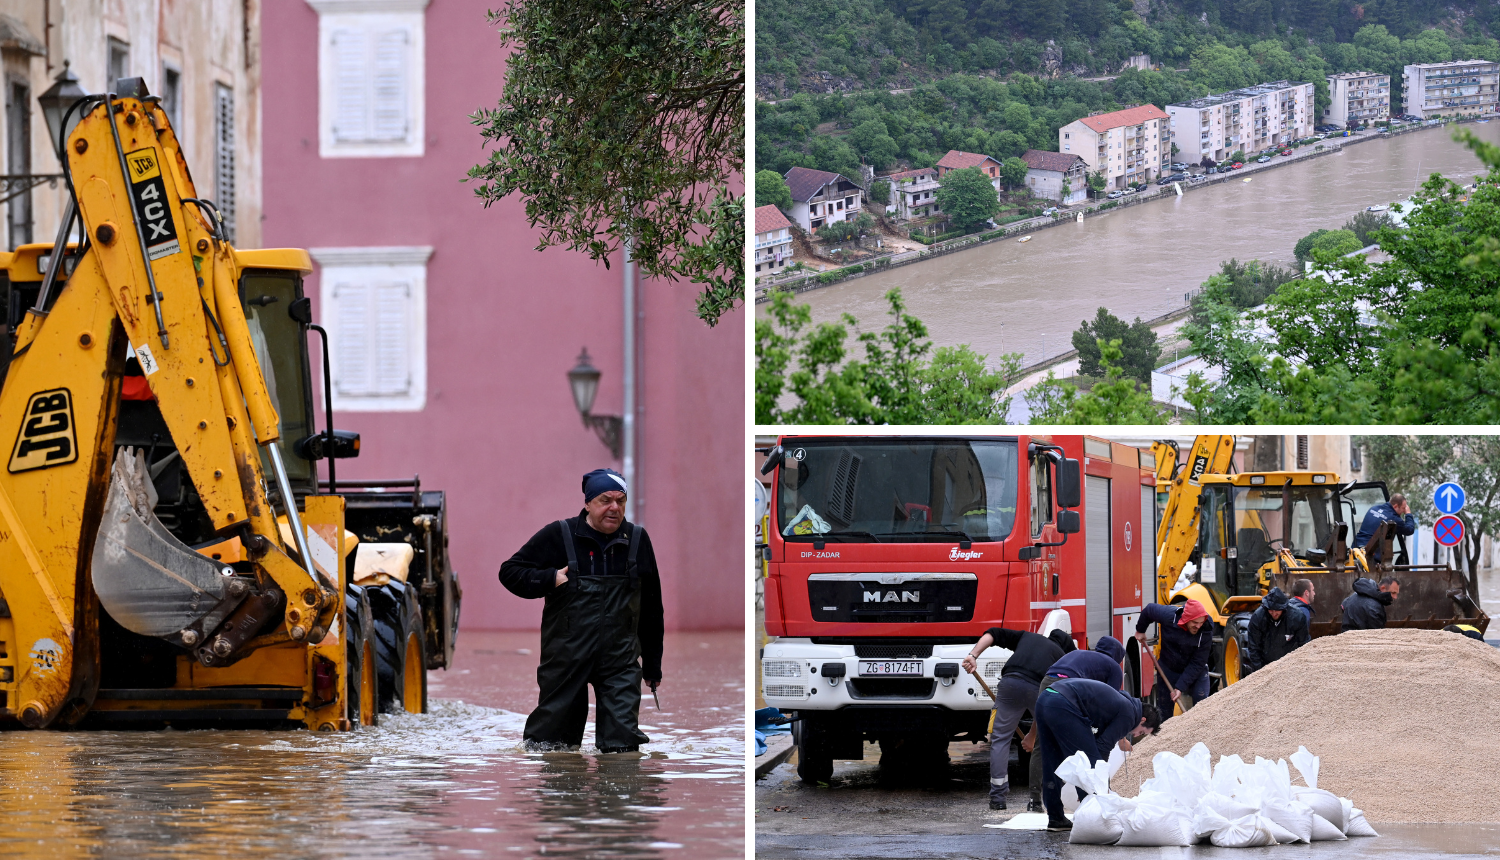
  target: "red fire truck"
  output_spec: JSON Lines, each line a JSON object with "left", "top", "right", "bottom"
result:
{"left": 759, "top": 434, "right": 1157, "bottom": 783}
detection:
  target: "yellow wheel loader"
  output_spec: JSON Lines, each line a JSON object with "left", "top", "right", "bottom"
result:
{"left": 1139, "top": 436, "right": 1486, "bottom": 699}
{"left": 0, "top": 78, "right": 459, "bottom": 730}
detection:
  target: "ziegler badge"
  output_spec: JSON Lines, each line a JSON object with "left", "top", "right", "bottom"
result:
{"left": 125, "top": 147, "right": 180, "bottom": 260}
{"left": 9, "top": 389, "right": 78, "bottom": 473}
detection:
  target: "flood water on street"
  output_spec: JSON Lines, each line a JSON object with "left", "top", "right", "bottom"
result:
{"left": 770, "top": 122, "right": 1500, "bottom": 367}
{"left": 0, "top": 631, "right": 745, "bottom": 859}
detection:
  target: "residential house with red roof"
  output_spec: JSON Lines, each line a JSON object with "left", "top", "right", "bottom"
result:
{"left": 936, "top": 150, "right": 1004, "bottom": 194}
{"left": 883, "top": 167, "right": 943, "bottom": 221}
{"left": 784, "top": 166, "right": 864, "bottom": 233}
{"left": 1020, "top": 150, "right": 1088, "bottom": 205}
{"left": 754, "top": 205, "right": 794, "bottom": 278}
{"left": 1058, "top": 104, "right": 1170, "bottom": 190}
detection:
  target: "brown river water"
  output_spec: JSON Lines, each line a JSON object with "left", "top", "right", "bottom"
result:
{"left": 0, "top": 631, "right": 745, "bottom": 859}
{"left": 770, "top": 122, "right": 1500, "bottom": 367}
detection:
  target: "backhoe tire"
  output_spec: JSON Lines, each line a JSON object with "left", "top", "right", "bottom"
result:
{"left": 370, "top": 581, "right": 428, "bottom": 715}
{"left": 1219, "top": 614, "right": 1253, "bottom": 689}
{"left": 345, "top": 585, "right": 378, "bottom": 727}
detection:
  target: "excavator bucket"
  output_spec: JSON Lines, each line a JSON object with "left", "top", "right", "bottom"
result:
{"left": 91, "top": 448, "right": 246, "bottom": 646}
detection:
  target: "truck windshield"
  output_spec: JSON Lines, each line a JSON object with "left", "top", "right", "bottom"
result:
{"left": 777, "top": 439, "right": 1018, "bottom": 542}
{"left": 1231, "top": 485, "right": 1335, "bottom": 579}
{"left": 241, "top": 270, "right": 316, "bottom": 488}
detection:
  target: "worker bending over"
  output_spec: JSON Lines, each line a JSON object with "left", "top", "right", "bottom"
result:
{"left": 1021, "top": 636, "right": 1127, "bottom": 811}
{"left": 1134, "top": 600, "right": 1213, "bottom": 716}
{"left": 1036, "top": 678, "right": 1160, "bottom": 832}
{"left": 1244, "top": 587, "right": 1309, "bottom": 673}
{"left": 1342, "top": 576, "right": 1399, "bottom": 632}
{"left": 961, "top": 627, "right": 1074, "bottom": 810}
{"left": 1353, "top": 493, "right": 1415, "bottom": 563}
{"left": 499, "top": 469, "right": 665, "bottom": 752}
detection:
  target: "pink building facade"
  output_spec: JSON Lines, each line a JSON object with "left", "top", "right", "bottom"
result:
{"left": 262, "top": 0, "right": 744, "bottom": 630}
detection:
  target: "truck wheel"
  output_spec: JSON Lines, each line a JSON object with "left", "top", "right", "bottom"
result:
{"left": 345, "top": 586, "right": 378, "bottom": 727}
{"left": 793, "top": 719, "right": 835, "bottom": 784}
{"left": 1221, "top": 614, "right": 1252, "bottom": 688}
{"left": 370, "top": 582, "right": 426, "bottom": 714}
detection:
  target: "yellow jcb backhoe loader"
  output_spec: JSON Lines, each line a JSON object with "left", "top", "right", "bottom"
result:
{"left": 1140, "top": 436, "right": 1486, "bottom": 698}
{"left": 0, "top": 78, "right": 459, "bottom": 730}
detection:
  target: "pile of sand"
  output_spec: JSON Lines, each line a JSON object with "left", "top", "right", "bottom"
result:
{"left": 1117, "top": 628, "right": 1500, "bottom": 823}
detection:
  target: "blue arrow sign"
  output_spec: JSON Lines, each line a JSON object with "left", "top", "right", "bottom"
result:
{"left": 1434, "top": 514, "right": 1464, "bottom": 547}
{"left": 1434, "top": 482, "right": 1466, "bottom": 515}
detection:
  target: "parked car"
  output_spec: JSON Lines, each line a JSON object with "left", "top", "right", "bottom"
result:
{"left": 1230, "top": 162, "right": 1244, "bottom": 169}
{"left": 1280, "top": 149, "right": 1293, "bottom": 156}
{"left": 1106, "top": 190, "right": 1124, "bottom": 199}
{"left": 1188, "top": 173, "right": 1208, "bottom": 183}
{"left": 1042, "top": 207, "right": 1058, "bottom": 217}
{"left": 1254, "top": 155, "right": 1269, "bottom": 163}
{"left": 1170, "top": 162, "right": 1190, "bottom": 172}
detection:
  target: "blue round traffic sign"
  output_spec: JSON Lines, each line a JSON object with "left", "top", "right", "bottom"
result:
{"left": 1435, "top": 482, "right": 1466, "bottom": 515}
{"left": 1434, "top": 514, "right": 1464, "bottom": 547}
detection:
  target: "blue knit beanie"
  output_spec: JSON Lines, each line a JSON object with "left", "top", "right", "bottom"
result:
{"left": 582, "top": 468, "right": 628, "bottom": 502}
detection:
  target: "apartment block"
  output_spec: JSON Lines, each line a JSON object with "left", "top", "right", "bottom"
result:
{"left": 1058, "top": 105, "right": 1170, "bottom": 191}
{"left": 883, "top": 167, "right": 942, "bottom": 220}
{"left": 1167, "top": 81, "right": 1315, "bottom": 165}
{"left": 1325, "top": 72, "right": 1391, "bottom": 127}
{"left": 1402, "top": 60, "right": 1500, "bottom": 119}
{"left": 754, "top": 205, "right": 793, "bottom": 278}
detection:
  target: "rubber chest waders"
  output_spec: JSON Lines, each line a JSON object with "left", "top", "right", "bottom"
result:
{"left": 523, "top": 520, "right": 651, "bottom": 750}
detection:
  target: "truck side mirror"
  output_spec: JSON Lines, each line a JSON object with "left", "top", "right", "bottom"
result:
{"left": 1057, "top": 509, "right": 1080, "bottom": 534}
{"left": 287, "top": 296, "right": 313, "bottom": 326}
{"left": 296, "top": 429, "right": 360, "bottom": 460}
{"left": 1057, "top": 458, "right": 1082, "bottom": 508}
{"left": 760, "top": 445, "right": 784, "bottom": 476}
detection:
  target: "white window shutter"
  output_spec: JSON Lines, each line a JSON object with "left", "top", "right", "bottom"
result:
{"left": 373, "top": 281, "right": 410, "bottom": 394}
{"left": 332, "top": 28, "right": 368, "bottom": 142}
{"left": 371, "top": 29, "right": 409, "bottom": 142}
{"left": 335, "top": 280, "right": 372, "bottom": 395}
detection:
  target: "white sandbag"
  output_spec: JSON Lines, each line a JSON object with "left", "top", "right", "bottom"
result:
{"left": 1311, "top": 813, "right": 1348, "bottom": 841}
{"left": 1105, "top": 744, "right": 1127, "bottom": 782}
{"left": 1056, "top": 750, "right": 1110, "bottom": 797}
{"left": 1151, "top": 751, "right": 1209, "bottom": 809}
{"left": 1260, "top": 799, "right": 1314, "bottom": 843}
{"left": 1263, "top": 816, "right": 1302, "bottom": 844}
{"left": 1211, "top": 754, "right": 1246, "bottom": 796}
{"left": 1191, "top": 805, "right": 1231, "bottom": 840}
{"left": 1345, "top": 808, "right": 1380, "bottom": 837}
{"left": 1114, "top": 805, "right": 1195, "bottom": 847}
{"left": 1183, "top": 742, "right": 1213, "bottom": 783}
{"left": 1196, "top": 791, "right": 1259, "bottom": 821}
{"left": 1290, "top": 745, "right": 1319, "bottom": 789}
{"left": 1062, "top": 787, "right": 1082, "bottom": 813}
{"left": 1295, "top": 788, "right": 1348, "bottom": 831}
{"left": 1210, "top": 814, "right": 1279, "bottom": 848}
{"left": 1068, "top": 794, "right": 1128, "bottom": 845}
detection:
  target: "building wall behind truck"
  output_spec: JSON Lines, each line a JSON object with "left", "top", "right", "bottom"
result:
{"left": 260, "top": 0, "right": 744, "bottom": 631}
{"left": 0, "top": 0, "right": 261, "bottom": 250}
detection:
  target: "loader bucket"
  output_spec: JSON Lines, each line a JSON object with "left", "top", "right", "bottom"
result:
{"left": 1273, "top": 564, "right": 1489, "bottom": 639}
{"left": 91, "top": 448, "right": 241, "bottom": 640}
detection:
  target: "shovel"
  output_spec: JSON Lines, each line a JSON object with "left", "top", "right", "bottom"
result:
{"left": 1142, "top": 643, "right": 1194, "bottom": 715}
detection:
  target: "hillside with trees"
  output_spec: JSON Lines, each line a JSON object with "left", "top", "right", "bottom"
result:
{"left": 756, "top": 0, "right": 1500, "bottom": 178}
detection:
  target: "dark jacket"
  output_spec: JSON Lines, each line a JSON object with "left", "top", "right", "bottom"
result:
{"left": 1244, "top": 605, "right": 1311, "bottom": 671}
{"left": 986, "top": 627, "right": 1065, "bottom": 687}
{"left": 1290, "top": 595, "right": 1315, "bottom": 622}
{"left": 499, "top": 513, "right": 665, "bottom": 680}
{"left": 1045, "top": 649, "right": 1124, "bottom": 690}
{"left": 1341, "top": 577, "right": 1392, "bottom": 632}
{"left": 1353, "top": 502, "right": 1416, "bottom": 562}
{"left": 1050, "top": 678, "right": 1143, "bottom": 759}
{"left": 1136, "top": 603, "right": 1213, "bottom": 694}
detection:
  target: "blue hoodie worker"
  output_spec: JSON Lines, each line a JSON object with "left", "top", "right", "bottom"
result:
{"left": 1244, "top": 587, "right": 1310, "bottom": 672}
{"left": 1342, "top": 576, "right": 1399, "bottom": 632}
{"left": 499, "top": 469, "right": 665, "bottom": 752}
{"left": 1352, "top": 495, "right": 1415, "bottom": 563}
{"left": 1036, "top": 678, "right": 1160, "bottom": 832}
{"left": 1134, "top": 600, "right": 1214, "bottom": 716}
{"left": 961, "top": 627, "right": 1074, "bottom": 810}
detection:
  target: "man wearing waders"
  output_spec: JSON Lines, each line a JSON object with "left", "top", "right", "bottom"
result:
{"left": 499, "top": 469, "right": 665, "bottom": 752}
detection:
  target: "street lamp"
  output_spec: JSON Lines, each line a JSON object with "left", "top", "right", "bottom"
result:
{"left": 567, "top": 347, "right": 622, "bottom": 459}
{"left": 38, "top": 61, "right": 87, "bottom": 162}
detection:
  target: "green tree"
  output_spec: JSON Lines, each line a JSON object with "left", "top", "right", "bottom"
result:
{"left": 1025, "top": 340, "right": 1169, "bottom": 423}
{"left": 470, "top": 0, "right": 744, "bottom": 326}
{"left": 1086, "top": 170, "right": 1106, "bottom": 197}
{"left": 756, "top": 169, "right": 793, "bottom": 211}
{"left": 1071, "top": 307, "right": 1161, "bottom": 383}
{"left": 1343, "top": 210, "right": 1395, "bottom": 247}
{"left": 1309, "top": 228, "right": 1362, "bottom": 262}
{"left": 755, "top": 288, "right": 1021, "bottom": 423}
{"left": 1293, "top": 228, "right": 1331, "bottom": 265}
{"left": 935, "top": 166, "right": 1002, "bottom": 232}
{"left": 869, "top": 179, "right": 891, "bottom": 206}
{"left": 1000, "top": 156, "right": 1030, "bottom": 196}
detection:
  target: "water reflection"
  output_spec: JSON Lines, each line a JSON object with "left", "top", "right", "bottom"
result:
{"left": 0, "top": 633, "right": 745, "bottom": 858}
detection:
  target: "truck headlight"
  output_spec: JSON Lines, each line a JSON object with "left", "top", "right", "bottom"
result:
{"left": 763, "top": 660, "right": 802, "bottom": 678}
